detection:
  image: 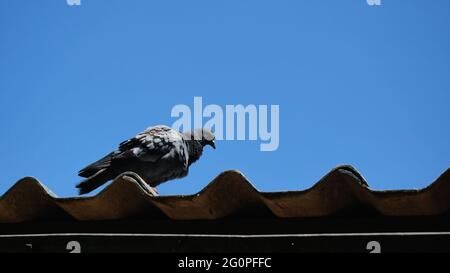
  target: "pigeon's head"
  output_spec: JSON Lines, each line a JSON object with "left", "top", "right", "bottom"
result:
{"left": 190, "top": 128, "right": 216, "bottom": 150}
{"left": 183, "top": 128, "right": 216, "bottom": 165}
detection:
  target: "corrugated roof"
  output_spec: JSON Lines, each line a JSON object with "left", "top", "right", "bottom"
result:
{"left": 0, "top": 165, "right": 449, "bottom": 223}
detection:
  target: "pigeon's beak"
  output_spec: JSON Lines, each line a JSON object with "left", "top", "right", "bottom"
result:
{"left": 208, "top": 140, "right": 216, "bottom": 149}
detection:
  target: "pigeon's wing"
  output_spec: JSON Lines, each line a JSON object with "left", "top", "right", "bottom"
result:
{"left": 79, "top": 125, "right": 184, "bottom": 178}
{"left": 115, "top": 125, "right": 184, "bottom": 163}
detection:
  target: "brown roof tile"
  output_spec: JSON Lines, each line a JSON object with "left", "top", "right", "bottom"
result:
{"left": 0, "top": 165, "right": 449, "bottom": 223}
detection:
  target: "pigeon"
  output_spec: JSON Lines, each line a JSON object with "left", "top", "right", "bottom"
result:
{"left": 76, "top": 125, "right": 215, "bottom": 195}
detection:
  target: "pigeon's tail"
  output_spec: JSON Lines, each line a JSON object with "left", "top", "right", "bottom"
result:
{"left": 78, "top": 152, "right": 115, "bottom": 178}
{"left": 76, "top": 169, "right": 114, "bottom": 195}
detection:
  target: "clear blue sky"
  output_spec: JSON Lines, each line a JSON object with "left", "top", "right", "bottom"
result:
{"left": 0, "top": 0, "right": 449, "bottom": 197}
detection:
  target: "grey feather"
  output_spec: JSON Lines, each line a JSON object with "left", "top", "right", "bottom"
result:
{"left": 76, "top": 125, "right": 215, "bottom": 195}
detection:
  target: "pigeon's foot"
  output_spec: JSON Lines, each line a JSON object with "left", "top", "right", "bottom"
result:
{"left": 120, "top": 172, "right": 159, "bottom": 196}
